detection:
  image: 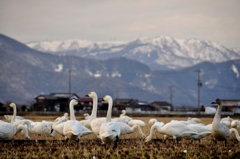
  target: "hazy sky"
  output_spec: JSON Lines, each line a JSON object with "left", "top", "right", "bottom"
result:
{"left": 0, "top": 0, "right": 239, "bottom": 48}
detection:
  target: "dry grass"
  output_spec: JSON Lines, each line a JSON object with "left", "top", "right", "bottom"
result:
{"left": 1, "top": 116, "right": 240, "bottom": 158}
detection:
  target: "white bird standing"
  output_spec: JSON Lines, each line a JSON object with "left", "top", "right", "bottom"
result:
{"left": 9, "top": 103, "right": 51, "bottom": 137}
{"left": 0, "top": 120, "right": 31, "bottom": 140}
{"left": 9, "top": 103, "right": 33, "bottom": 133}
{"left": 86, "top": 92, "right": 108, "bottom": 137}
{"left": 211, "top": 98, "right": 240, "bottom": 144}
{"left": 99, "top": 95, "right": 120, "bottom": 148}
{"left": 51, "top": 99, "right": 85, "bottom": 140}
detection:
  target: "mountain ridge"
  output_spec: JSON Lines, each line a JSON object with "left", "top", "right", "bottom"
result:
{"left": 27, "top": 36, "right": 240, "bottom": 70}
{"left": 1, "top": 34, "right": 239, "bottom": 107}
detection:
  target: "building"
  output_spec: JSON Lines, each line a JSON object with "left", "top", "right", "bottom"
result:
{"left": 221, "top": 99, "right": 240, "bottom": 114}
{"left": 151, "top": 101, "right": 173, "bottom": 112}
{"left": 113, "top": 98, "right": 156, "bottom": 113}
{"left": 34, "top": 93, "right": 79, "bottom": 111}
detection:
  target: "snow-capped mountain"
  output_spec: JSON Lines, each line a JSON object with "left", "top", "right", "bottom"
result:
{"left": 1, "top": 34, "right": 240, "bottom": 106}
{"left": 27, "top": 36, "right": 240, "bottom": 70}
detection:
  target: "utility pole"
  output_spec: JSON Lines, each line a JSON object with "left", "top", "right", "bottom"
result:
{"left": 169, "top": 85, "right": 174, "bottom": 106}
{"left": 115, "top": 89, "right": 119, "bottom": 99}
{"left": 195, "top": 70, "right": 202, "bottom": 114}
{"left": 69, "top": 69, "right": 71, "bottom": 100}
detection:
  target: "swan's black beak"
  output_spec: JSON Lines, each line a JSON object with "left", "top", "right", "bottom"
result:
{"left": 211, "top": 101, "right": 215, "bottom": 104}
{"left": 85, "top": 94, "right": 89, "bottom": 97}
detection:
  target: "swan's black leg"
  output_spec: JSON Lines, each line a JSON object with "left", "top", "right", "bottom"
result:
{"left": 113, "top": 136, "right": 119, "bottom": 149}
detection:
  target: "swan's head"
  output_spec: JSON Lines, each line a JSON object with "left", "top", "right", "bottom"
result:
{"left": 83, "top": 113, "right": 89, "bottom": 117}
{"left": 64, "top": 113, "right": 68, "bottom": 117}
{"left": 86, "top": 92, "right": 97, "bottom": 98}
{"left": 9, "top": 103, "right": 16, "bottom": 108}
{"left": 102, "top": 95, "right": 112, "bottom": 103}
{"left": 144, "top": 136, "right": 151, "bottom": 143}
{"left": 70, "top": 99, "right": 78, "bottom": 105}
{"left": 122, "top": 110, "right": 126, "bottom": 114}
{"left": 149, "top": 119, "right": 157, "bottom": 125}
{"left": 211, "top": 98, "right": 222, "bottom": 105}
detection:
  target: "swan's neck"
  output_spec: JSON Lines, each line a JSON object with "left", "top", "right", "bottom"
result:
{"left": 69, "top": 101, "right": 76, "bottom": 120}
{"left": 147, "top": 124, "right": 157, "bottom": 140}
{"left": 11, "top": 104, "right": 17, "bottom": 123}
{"left": 106, "top": 98, "right": 113, "bottom": 122}
{"left": 230, "top": 128, "right": 240, "bottom": 141}
{"left": 16, "top": 124, "right": 30, "bottom": 139}
{"left": 22, "top": 120, "right": 33, "bottom": 131}
{"left": 213, "top": 103, "right": 222, "bottom": 125}
{"left": 136, "top": 125, "right": 145, "bottom": 137}
{"left": 90, "top": 95, "right": 98, "bottom": 121}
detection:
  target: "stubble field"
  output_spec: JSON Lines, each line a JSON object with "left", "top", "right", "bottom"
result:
{"left": 1, "top": 115, "right": 240, "bottom": 159}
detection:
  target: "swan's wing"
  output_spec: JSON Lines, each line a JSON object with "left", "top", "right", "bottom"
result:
{"left": 181, "top": 131, "right": 199, "bottom": 137}
{"left": 218, "top": 123, "right": 231, "bottom": 136}
{"left": 128, "top": 120, "right": 146, "bottom": 127}
{"left": 100, "top": 122, "right": 120, "bottom": 141}
{"left": 63, "top": 120, "right": 82, "bottom": 135}
{"left": 90, "top": 118, "right": 106, "bottom": 135}
{"left": 81, "top": 125, "right": 92, "bottom": 136}
{"left": 116, "top": 122, "right": 132, "bottom": 134}
{"left": 112, "top": 118, "right": 127, "bottom": 123}
{"left": 79, "top": 119, "right": 91, "bottom": 128}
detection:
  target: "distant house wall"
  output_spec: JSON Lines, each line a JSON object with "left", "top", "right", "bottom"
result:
{"left": 219, "top": 99, "right": 240, "bottom": 113}
{"left": 151, "top": 101, "right": 173, "bottom": 112}
{"left": 34, "top": 93, "right": 79, "bottom": 111}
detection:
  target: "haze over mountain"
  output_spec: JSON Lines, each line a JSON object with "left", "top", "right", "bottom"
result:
{"left": 1, "top": 34, "right": 240, "bottom": 108}
{"left": 27, "top": 36, "right": 240, "bottom": 70}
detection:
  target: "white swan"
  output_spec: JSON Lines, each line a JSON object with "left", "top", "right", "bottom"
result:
{"left": 51, "top": 99, "right": 84, "bottom": 140}
{"left": 149, "top": 119, "right": 158, "bottom": 125}
{"left": 0, "top": 120, "right": 31, "bottom": 140}
{"left": 116, "top": 122, "right": 146, "bottom": 137}
{"left": 4, "top": 115, "right": 24, "bottom": 122}
{"left": 119, "top": 110, "right": 133, "bottom": 123}
{"left": 99, "top": 95, "right": 120, "bottom": 148}
{"left": 54, "top": 113, "right": 69, "bottom": 122}
{"left": 211, "top": 98, "right": 240, "bottom": 143}
{"left": 86, "top": 92, "right": 107, "bottom": 136}
{"left": 185, "top": 123, "right": 211, "bottom": 141}
{"left": 188, "top": 117, "right": 202, "bottom": 123}
{"left": 83, "top": 113, "right": 90, "bottom": 120}
{"left": 30, "top": 113, "right": 69, "bottom": 137}
{"left": 144, "top": 121, "right": 198, "bottom": 143}
{"left": 231, "top": 120, "right": 240, "bottom": 128}
{"left": 9, "top": 103, "right": 34, "bottom": 133}
{"left": 220, "top": 116, "right": 233, "bottom": 127}
{"left": 105, "top": 98, "right": 146, "bottom": 137}
{"left": 9, "top": 103, "right": 51, "bottom": 136}
{"left": 128, "top": 119, "right": 147, "bottom": 127}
